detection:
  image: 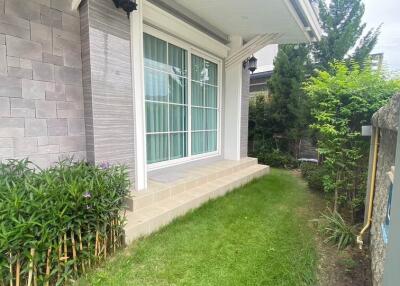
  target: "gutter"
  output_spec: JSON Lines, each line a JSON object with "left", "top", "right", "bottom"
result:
{"left": 357, "top": 127, "right": 380, "bottom": 249}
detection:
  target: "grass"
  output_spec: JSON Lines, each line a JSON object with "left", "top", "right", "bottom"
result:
{"left": 79, "top": 169, "right": 319, "bottom": 286}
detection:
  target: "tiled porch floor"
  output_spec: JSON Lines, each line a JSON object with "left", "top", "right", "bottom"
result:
{"left": 125, "top": 158, "right": 269, "bottom": 243}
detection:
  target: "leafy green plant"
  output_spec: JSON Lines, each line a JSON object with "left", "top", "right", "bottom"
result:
{"left": 0, "top": 159, "right": 130, "bottom": 285}
{"left": 304, "top": 62, "right": 400, "bottom": 220}
{"left": 300, "top": 162, "right": 329, "bottom": 192}
{"left": 253, "top": 146, "right": 298, "bottom": 169}
{"left": 339, "top": 257, "right": 358, "bottom": 273}
{"left": 315, "top": 209, "right": 356, "bottom": 250}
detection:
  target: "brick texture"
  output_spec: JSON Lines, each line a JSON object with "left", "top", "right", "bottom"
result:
{"left": 0, "top": 0, "right": 85, "bottom": 169}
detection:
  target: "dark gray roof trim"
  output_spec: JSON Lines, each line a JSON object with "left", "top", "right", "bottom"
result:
{"left": 250, "top": 71, "right": 273, "bottom": 80}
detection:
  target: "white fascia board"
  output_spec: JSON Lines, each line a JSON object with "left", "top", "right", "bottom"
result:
{"left": 283, "top": 0, "right": 312, "bottom": 42}
{"left": 297, "top": 0, "right": 323, "bottom": 40}
{"left": 225, "top": 33, "right": 282, "bottom": 69}
{"left": 143, "top": 0, "right": 230, "bottom": 59}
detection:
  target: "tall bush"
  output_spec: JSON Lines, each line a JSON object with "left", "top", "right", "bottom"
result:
{"left": 0, "top": 159, "right": 130, "bottom": 285}
{"left": 304, "top": 62, "right": 400, "bottom": 221}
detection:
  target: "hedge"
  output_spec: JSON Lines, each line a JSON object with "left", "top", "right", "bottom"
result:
{"left": 0, "top": 159, "right": 130, "bottom": 285}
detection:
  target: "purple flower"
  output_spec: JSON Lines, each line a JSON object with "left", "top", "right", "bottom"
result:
{"left": 99, "top": 162, "right": 110, "bottom": 169}
{"left": 83, "top": 192, "right": 91, "bottom": 199}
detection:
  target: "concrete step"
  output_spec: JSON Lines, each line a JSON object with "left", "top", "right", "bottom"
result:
{"left": 125, "top": 163, "right": 269, "bottom": 243}
{"left": 130, "top": 157, "right": 258, "bottom": 211}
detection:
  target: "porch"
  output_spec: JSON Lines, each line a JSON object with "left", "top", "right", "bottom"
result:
{"left": 125, "top": 157, "right": 269, "bottom": 242}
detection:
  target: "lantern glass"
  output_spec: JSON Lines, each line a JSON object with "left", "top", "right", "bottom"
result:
{"left": 248, "top": 56, "right": 257, "bottom": 73}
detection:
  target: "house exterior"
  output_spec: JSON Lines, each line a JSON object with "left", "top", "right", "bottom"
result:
{"left": 0, "top": 0, "right": 321, "bottom": 241}
{"left": 250, "top": 70, "right": 273, "bottom": 99}
{"left": 363, "top": 94, "right": 400, "bottom": 286}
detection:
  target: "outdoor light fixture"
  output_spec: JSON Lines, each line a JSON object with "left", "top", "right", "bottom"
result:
{"left": 243, "top": 55, "right": 258, "bottom": 74}
{"left": 113, "top": 0, "right": 137, "bottom": 17}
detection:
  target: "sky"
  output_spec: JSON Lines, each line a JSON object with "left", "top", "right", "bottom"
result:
{"left": 256, "top": 0, "right": 400, "bottom": 73}
{"left": 363, "top": 0, "right": 400, "bottom": 72}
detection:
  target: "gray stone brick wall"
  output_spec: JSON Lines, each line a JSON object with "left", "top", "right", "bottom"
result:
{"left": 80, "top": 0, "right": 135, "bottom": 179}
{"left": 0, "top": 0, "right": 85, "bottom": 169}
{"left": 368, "top": 94, "right": 400, "bottom": 286}
{"left": 240, "top": 66, "right": 250, "bottom": 158}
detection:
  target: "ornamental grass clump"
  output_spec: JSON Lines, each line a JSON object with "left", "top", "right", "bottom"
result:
{"left": 0, "top": 159, "right": 130, "bottom": 286}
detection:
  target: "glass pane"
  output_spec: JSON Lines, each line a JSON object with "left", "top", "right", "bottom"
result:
{"left": 144, "top": 33, "right": 167, "bottom": 70}
{"left": 205, "top": 85, "right": 217, "bottom": 108}
{"left": 206, "top": 109, "right": 217, "bottom": 130}
{"left": 191, "top": 81, "right": 204, "bottom": 106}
{"left": 170, "top": 132, "right": 187, "bottom": 160}
{"left": 191, "top": 107, "right": 205, "bottom": 131}
{"left": 146, "top": 102, "right": 168, "bottom": 132}
{"left": 206, "top": 131, "right": 217, "bottom": 152}
{"left": 192, "top": 55, "right": 204, "bottom": 82}
{"left": 145, "top": 68, "right": 168, "bottom": 102}
{"left": 168, "top": 43, "right": 187, "bottom": 76}
{"left": 192, "top": 131, "right": 206, "bottom": 155}
{"left": 169, "top": 76, "right": 187, "bottom": 104}
{"left": 147, "top": 134, "right": 168, "bottom": 164}
{"left": 205, "top": 60, "right": 218, "bottom": 85}
{"left": 169, "top": 105, "right": 187, "bottom": 132}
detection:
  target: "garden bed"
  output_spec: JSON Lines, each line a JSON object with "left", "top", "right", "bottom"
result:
{"left": 0, "top": 159, "right": 130, "bottom": 285}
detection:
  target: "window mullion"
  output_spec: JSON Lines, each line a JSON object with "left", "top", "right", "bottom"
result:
{"left": 203, "top": 59, "right": 207, "bottom": 153}
{"left": 188, "top": 50, "right": 192, "bottom": 158}
{"left": 167, "top": 43, "right": 170, "bottom": 161}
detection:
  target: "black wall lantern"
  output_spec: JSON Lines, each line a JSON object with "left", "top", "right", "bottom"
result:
{"left": 113, "top": 0, "right": 137, "bottom": 17}
{"left": 243, "top": 55, "right": 258, "bottom": 74}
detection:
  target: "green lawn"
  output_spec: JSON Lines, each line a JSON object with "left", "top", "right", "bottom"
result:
{"left": 79, "top": 169, "right": 318, "bottom": 286}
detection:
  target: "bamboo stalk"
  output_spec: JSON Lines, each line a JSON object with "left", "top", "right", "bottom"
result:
{"left": 114, "top": 219, "right": 119, "bottom": 249}
{"left": 9, "top": 252, "right": 13, "bottom": 286}
{"left": 15, "top": 256, "right": 19, "bottom": 286}
{"left": 112, "top": 220, "right": 116, "bottom": 254}
{"left": 104, "top": 224, "right": 107, "bottom": 259}
{"left": 33, "top": 261, "right": 37, "bottom": 286}
{"left": 63, "top": 233, "right": 68, "bottom": 262}
{"left": 78, "top": 229, "right": 85, "bottom": 273}
{"left": 95, "top": 231, "right": 99, "bottom": 258}
{"left": 45, "top": 247, "right": 51, "bottom": 286}
{"left": 87, "top": 238, "right": 91, "bottom": 268}
{"left": 57, "top": 236, "right": 62, "bottom": 281}
{"left": 104, "top": 235, "right": 107, "bottom": 258}
{"left": 27, "top": 248, "right": 35, "bottom": 286}
{"left": 71, "top": 231, "right": 78, "bottom": 273}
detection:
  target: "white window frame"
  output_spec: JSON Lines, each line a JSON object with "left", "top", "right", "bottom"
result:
{"left": 144, "top": 25, "right": 223, "bottom": 171}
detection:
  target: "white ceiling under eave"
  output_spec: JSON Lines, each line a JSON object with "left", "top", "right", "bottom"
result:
{"left": 158, "top": 0, "right": 322, "bottom": 44}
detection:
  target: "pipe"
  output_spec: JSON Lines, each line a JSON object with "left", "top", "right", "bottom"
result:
{"left": 357, "top": 127, "right": 380, "bottom": 249}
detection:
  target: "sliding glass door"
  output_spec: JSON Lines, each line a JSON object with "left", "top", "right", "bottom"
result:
{"left": 191, "top": 55, "right": 218, "bottom": 155}
{"left": 144, "top": 32, "right": 219, "bottom": 166}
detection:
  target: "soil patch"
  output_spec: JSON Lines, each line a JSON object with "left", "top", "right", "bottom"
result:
{"left": 291, "top": 170, "right": 372, "bottom": 286}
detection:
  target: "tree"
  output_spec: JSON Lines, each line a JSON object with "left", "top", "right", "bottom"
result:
{"left": 314, "top": 0, "right": 381, "bottom": 70}
{"left": 266, "top": 44, "right": 312, "bottom": 155}
{"left": 304, "top": 61, "right": 400, "bottom": 219}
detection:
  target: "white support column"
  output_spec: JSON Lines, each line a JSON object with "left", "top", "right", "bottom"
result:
{"left": 131, "top": 0, "right": 147, "bottom": 191}
{"left": 223, "top": 36, "right": 243, "bottom": 161}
